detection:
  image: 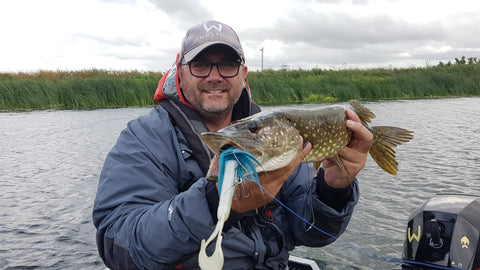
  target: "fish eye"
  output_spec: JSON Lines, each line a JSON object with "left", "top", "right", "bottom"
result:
{"left": 248, "top": 121, "right": 260, "bottom": 133}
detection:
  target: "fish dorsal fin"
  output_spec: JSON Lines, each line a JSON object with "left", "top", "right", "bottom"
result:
{"left": 347, "top": 100, "right": 375, "bottom": 125}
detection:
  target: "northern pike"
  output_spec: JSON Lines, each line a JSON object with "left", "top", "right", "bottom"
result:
{"left": 201, "top": 100, "right": 413, "bottom": 176}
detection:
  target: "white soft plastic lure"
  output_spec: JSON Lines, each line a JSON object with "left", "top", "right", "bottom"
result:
{"left": 199, "top": 159, "right": 238, "bottom": 270}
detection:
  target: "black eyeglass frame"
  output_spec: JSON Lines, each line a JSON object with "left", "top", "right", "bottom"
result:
{"left": 181, "top": 59, "right": 243, "bottom": 78}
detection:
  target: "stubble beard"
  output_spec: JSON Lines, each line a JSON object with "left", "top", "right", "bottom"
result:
{"left": 198, "top": 92, "right": 241, "bottom": 120}
{"left": 181, "top": 75, "right": 244, "bottom": 122}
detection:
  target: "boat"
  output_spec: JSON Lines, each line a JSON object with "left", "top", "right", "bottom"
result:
{"left": 288, "top": 255, "right": 321, "bottom": 270}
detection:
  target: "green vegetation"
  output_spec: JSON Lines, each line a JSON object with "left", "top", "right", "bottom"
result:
{"left": 0, "top": 69, "right": 162, "bottom": 110}
{"left": 1, "top": 57, "right": 479, "bottom": 110}
{"left": 247, "top": 56, "right": 480, "bottom": 104}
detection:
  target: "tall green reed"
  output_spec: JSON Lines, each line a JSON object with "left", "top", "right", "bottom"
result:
{"left": 0, "top": 70, "right": 161, "bottom": 110}
{"left": 1, "top": 60, "right": 479, "bottom": 110}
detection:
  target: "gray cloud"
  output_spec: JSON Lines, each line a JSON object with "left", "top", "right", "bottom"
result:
{"left": 3, "top": 0, "right": 477, "bottom": 72}
{"left": 243, "top": 12, "right": 443, "bottom": 47}
{"left": 146, "top": 0, "right": 213, "bottom": 28}
{"left": 89, "top": 1, "right": 480, "bottom": 71}
{"left": 74, "top": 33, "right": 149, "bottom": 47}
{"left": 238, "top": 5, "right": 480, "bottom": 69}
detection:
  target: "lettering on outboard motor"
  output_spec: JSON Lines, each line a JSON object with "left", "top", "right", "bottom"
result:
{"left": 408, "top": 225, "right": 421, "bottom": 243}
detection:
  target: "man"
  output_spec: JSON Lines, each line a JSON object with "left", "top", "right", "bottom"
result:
{"left": 93, "top": 20, "right": 373, "bottom": 269}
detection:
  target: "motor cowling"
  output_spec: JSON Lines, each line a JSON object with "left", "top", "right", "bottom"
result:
{"left": 402, "top": 195, "right": 480, "bottom": 270}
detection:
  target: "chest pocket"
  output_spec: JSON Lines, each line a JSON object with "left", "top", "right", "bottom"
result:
{"left": 175, "top": 127, "right": 205, "bottom": 192}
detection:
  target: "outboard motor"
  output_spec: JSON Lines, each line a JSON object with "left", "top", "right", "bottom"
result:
{"left": 402, "top": 195, "right": 480, "bottom": 270}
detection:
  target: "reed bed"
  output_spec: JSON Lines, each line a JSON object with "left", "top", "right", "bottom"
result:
{"left": 1, "top": 60, "right": 479, "bottom": 110}
{"left": 0, "top": 69, "right": 162, "bottom": 110}
{"left": 247, "top": 62, "right": 480, "bottom": 104}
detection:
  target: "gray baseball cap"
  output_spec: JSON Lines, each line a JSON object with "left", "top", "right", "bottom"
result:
{"left": 179, "top": 20, "right": 245, "bottom": 64}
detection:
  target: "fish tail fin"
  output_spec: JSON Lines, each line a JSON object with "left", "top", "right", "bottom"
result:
{"left": 369, "top": 126, "right": 414, "bottom": 175}
{"left": 348, "top": 100, "right": 376, "bottom": 125}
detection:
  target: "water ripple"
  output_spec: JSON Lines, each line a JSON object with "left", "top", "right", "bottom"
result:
{"left": 1, "top": 99, "right": 479, "bottom": 269}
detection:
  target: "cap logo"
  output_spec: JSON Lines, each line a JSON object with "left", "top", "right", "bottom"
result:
{"left": 203, "top": 22, "right": 222, "bottom": 33}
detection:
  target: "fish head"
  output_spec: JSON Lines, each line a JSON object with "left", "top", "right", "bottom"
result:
{"left": 201, "top": 111, "right": 302, "bottom": 171}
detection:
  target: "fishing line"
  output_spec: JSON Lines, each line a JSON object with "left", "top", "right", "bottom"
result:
{"left": 216, "top": 148, "right": 457, "bottom": 270}
{"left": 265, "top": 189, "right": 457, "bottom": 270}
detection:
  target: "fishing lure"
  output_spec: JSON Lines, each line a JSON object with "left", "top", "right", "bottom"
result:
{"left": 199, "top": 148, "right": 264, "bottom": 270}
{"left": 217, "top": 147, "right": 263, "bottom": 196}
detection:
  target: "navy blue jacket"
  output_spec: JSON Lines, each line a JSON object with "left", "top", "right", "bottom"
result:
{"left": 93, "top": 105, "right": 359, "bottom": 269}
{"left": 93, "top": 66, "right": 359, "bottom": 269}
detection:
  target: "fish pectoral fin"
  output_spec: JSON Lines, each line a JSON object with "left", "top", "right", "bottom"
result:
{"left": 335, "top": 155, "right": 352, "bottom": 180}
{"left": 315, "top": 157, "right": 351, "bottom": 180}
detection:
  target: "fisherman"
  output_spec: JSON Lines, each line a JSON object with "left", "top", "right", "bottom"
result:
{"left": 92, "top": 20, "right": 373, "bottom": 269}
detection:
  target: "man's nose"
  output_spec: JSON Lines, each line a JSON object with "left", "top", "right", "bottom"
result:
{"left": 206, "top": 64, "right": 223, "bottom": 80}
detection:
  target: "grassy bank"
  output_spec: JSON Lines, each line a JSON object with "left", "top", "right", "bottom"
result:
{"left": 0, "top": 70, "right": 162, "bottom": 110}
{"left": 248, "top": 58, "right": 480, "bottom": 104}
{"left": 1, "top": 58, "right": 479, "bottom": 110}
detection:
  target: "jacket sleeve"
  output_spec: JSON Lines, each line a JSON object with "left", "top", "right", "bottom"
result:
{"left": 92, "top": 107, "right": 217, "bottom": 269}
{"left": 281, "top": 163, "right": 359, "bottom": 248}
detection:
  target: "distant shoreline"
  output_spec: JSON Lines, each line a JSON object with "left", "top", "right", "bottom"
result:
{"left": 1, "top": 61, "right": 479, "bottom": 110}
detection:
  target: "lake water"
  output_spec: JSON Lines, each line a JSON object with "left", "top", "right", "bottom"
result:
{"left": 1, "top": 98, "right": 479, "bottom": 269}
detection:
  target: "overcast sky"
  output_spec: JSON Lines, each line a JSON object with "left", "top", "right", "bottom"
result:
{"left": 1, "top": 0, "right": 479, "bottom": 72}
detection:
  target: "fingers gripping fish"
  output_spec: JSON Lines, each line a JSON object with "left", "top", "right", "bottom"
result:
{"left": 202, "top": 100, "right": 413, "bottom": 176}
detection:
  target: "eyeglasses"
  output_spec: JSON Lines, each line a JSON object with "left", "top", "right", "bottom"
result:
{"left": 183, "top": 60, "right": 242, "bottom": 78}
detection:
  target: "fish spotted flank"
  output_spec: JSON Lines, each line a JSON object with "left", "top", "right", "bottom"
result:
{"left": 201, "top": 100, "right": 413, "bottom": 176}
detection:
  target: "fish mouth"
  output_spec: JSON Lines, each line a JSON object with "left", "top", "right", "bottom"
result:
{"left": 219, "top": 142, "right": 240, "bottom": 151}
{"left": 201, "top": 132, "right": 263, "bottom": 157}
{"left": 219, "top": 142, "right": 262, "bottom": 157}
{"left": 201, "top": 132, "right": 238, "bottom": 155}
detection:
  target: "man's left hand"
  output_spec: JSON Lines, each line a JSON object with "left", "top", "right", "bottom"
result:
{"left": 321, "top": 109, "right": 373, "bottom": 188}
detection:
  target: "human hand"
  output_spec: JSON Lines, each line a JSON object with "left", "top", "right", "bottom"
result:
{"left": 207, "top": 142, "right": 312, "bottom": 214}
{"left": 321, "top": 109, "right": 373, "bottom": 188}
{"left": 230, "top": 142, "right": 312, "bottom": 213}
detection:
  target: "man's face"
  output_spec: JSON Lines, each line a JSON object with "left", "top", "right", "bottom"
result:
{"left": 179, "top": 45, "right": 248, "bottom": 119}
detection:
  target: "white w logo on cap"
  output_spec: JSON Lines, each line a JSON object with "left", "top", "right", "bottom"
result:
{"left": 203, "top": 22, "right": 222, "bottom": 32}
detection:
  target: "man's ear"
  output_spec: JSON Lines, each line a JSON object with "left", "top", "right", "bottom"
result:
{"left": 177, "top": 65, "right": 183, "bottom": 80}
{"left": 242, "top": 65, "right": 248, "bottom": 80}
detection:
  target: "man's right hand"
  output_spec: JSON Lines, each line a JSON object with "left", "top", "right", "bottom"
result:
{"left": 207, "top": 142, "right": 312, "bottom": 214}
